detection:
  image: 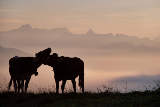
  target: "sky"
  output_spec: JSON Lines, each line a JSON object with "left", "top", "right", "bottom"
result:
{"left": 0, "top": 0, "right": 160, "bottom": 38}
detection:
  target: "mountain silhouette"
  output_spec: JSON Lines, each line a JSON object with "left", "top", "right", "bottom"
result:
{"left": 86, "top": 29, "right": 95, "bottom": 35}
{"left": 0, "top": 46, "right": 30, "bottom": 66}
{"left": 18, "top": 24, "right": 32, "bottom": 30}
{"left": 0, "top": 24, "right": 160, "bottom": 55}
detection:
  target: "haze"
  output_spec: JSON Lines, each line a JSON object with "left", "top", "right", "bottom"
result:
{"left": 0, "top": 0, "right": 160, "bottom": 92}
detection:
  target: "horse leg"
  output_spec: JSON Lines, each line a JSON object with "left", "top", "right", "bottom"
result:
{"left": 82, "top": 85, "right": 84, "bottom": 93}
{"left": 71, "top": 79, "right": 76, "bottom": 93}
{"left": 8, "top": 77, "right": 12, "bottom": 91}
{"left": 81, "top": 81, "right": 84, "bottom": 93}
{"left": 61, "top": 80, "right": 66, "bottom": 94}
{"left": 21, "top": 80, "right": 24, "bottom": 93}
{"left": 17, "top": 80, "right": 21, "bottom": 93}
{"left": 13, "top": 79, "right": 17, "bottom": 93}
{"left": 55, "top": 80, "right": 59, "bottom": 94}
{"left": 25, "top": 77, "right": 31, "bottom": 92}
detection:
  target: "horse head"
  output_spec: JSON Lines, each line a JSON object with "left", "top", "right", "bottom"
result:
{"left": 44, "top": 53, "right": 59, "bottom": 66}
{"left": 34, "top": 48, "right": 52, "bottom": 65}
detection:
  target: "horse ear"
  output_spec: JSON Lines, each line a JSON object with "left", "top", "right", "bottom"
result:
{"left": 47, "top": 48, "right": 52, "bottom": 54}
{"left": 52, "top": 53, "right": 58, "bottom": 57}
{"left": 48, "top": 48, "right": 51, "bottom": 51}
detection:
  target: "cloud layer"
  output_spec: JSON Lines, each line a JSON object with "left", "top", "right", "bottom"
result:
{"left": 0, "top": 24, "right": 160, "bottom": 56}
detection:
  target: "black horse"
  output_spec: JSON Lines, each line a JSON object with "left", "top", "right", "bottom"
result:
{"left": 44, "top": 53, "right": 84, "bottom": 93}
{"left": 8, "top": 48, "right": 51, "bottom": 93}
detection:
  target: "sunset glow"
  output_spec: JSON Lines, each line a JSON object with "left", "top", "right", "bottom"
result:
{"left": 0, "top": 0, "right": 160, "bottom": 92}
{"left": 0, "top": 0, "right": 160, "bottom": 38}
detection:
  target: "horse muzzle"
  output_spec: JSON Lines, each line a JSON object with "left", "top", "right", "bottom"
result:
{"left": 34, "top": 72, "right": 38, "bottom": 76}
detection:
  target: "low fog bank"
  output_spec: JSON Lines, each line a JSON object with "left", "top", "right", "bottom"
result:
{"left": 108, "top": 75, "right": 160, "bottom": 92}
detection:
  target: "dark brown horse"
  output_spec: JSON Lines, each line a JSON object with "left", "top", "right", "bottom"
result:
{"left": 8, "top": 48, "right": 51, "bottom": 93}
{"left": 44, "top": 53, "right": 84, "bottom": 93}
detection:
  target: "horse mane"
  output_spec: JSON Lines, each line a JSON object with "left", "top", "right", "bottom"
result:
{"left": 35, "top": 48, "right": 51, "bottom": 57}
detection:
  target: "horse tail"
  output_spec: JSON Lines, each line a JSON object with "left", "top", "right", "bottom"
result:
{"left": 8, "top": 62, "right": 13, "bottom": 91}
{"left": 79, "top": 61, "right": 84, "bottom": 93}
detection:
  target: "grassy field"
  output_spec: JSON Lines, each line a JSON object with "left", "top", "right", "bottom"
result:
{"left": 0, "top": 89, "right": 160, "bottom": 107}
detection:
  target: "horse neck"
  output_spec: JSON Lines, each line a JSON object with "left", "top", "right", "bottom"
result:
{"left": 35, "top": 62, "right": 42, "bottom": 68}
{"left": 53, "top": 62, "right": 62, "bottom": 71}
{"left": 33, "top": 57, "right": 43, "bottom": 68}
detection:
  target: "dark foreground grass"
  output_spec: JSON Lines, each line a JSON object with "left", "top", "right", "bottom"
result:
{"left": 0, "top": 90, "right": 160, "bottom": 107}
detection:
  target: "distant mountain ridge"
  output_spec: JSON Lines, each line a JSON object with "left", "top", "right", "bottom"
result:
{"left": 0, "top": 46, "right": 28, "bottom": 55}
{"left": 9, "top": 24, "right": 72, "bottom": 35}
{"left": 0, "top": 24, "right": 160, "bottom": 55}
{"left": 0, "top": 46, "right": 30, "bottom": 66}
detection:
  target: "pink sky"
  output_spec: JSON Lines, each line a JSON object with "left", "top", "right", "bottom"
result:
{"left": 0, "top": 0, "right": 160, "bottom": 38}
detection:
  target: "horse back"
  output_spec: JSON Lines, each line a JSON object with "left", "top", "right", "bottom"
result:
{"left": 9, "top": 57, "right": 35, "bottom": 75}
{"left": 54, "top": 56, "right": 84, "bottom": 80}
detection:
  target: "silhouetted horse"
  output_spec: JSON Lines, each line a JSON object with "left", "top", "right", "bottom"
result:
{"left": 8, "top": 48, "right": 51, "bottom": 93}
{"left": 44, "top": 53, "right": 84, "bottom": 93}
